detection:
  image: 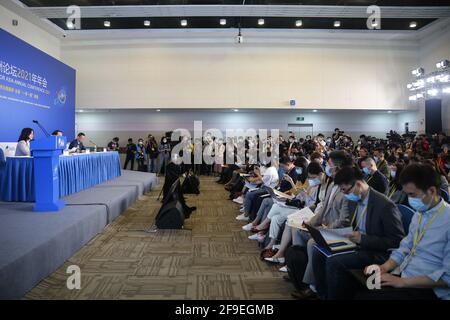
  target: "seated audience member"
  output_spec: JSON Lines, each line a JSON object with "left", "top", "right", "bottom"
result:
{"left": 257, "top": 161, "right": 324, "bottom": 255}
{"left": 387, "top": 160, "right": 408, "bottom": 205}
{"left": 236, "top": 161, "right": 279, "bottom": 222}
{"left": 15, "top": 128, "right": 34, "bottom": 156}
{"left": 311, "top": 166, "right": 405, "bottom": 300}
{"left": 107, "top": 137, "right": 120, "bottom": 151}
{"left": 360, "top": 164, "right": 450, "bottom": 300}
{"left": 51, "top": 130, "right": 63, "bottom": 136}
{"left": 68, "top": 132, "right": 86, "bottom": 152}
{"left": 285, "top": 151, "right": 354, "bottom": 299}
{"left": 360, "top": 156, "right": 389, "bottom": 195}
{"left": 423, "top": 159, "right": 449, "bottom": 193}
{"left": 373, "top": 148, "right": 389, "bottom": 178}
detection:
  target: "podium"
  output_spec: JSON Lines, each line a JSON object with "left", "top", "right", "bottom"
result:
{"left": 30, "top": 136, "right": 67, "bottom": 212}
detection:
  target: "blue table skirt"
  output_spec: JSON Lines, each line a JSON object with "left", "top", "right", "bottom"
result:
{"left": 0, "top": 152, "right": 121, "bottom": 202}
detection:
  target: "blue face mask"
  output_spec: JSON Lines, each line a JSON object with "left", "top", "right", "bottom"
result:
{"left": 373, "top": 156, "right": 379, "bottom": 163}
{"left": 345, "top": 193, "right": 361, "bottom": 202}
{"left": 408, "top": 196, "right": 430, "bottom": 212}
{"left": 362, "top": 167, "right": 371, "bottom": 176}
{"left": 295, "top": 167, "right": 303, "bottom": 175}
{"left": 325, "top": 165, "right": 333, "bottom": 177}
{"left": 308, "top": 178, "right": 321, "bottom": 187}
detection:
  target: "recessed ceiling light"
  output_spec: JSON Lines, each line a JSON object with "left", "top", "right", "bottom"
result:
{"left": 181, "top": 19, "right": 188, "bottom": 27}
{"left": 258, "top": 19, "right": 265, "bottom": 26}
{"left": 104, "top": 20, "right": 111, "bottom": 27}
{"left": 156, "top": 109, "right": 161, "bottom": 112}
{"left": 233, "top": 109, "right": 239, "bottom": 112}
{"left": 295, "top": 20, "right": 303, "bottom": 27}
{"left": 144, "top": 20, "right": 151, "bottom": 27}
{"left": 387, "top": 110, "right": 393, "bottom": 113}
{"left": 78, "top": 109, "right": 84, "bottom": 113}
{"left": 313, "top": 109, "right": 318, "bottom": 112}
{"left": 220, "top": 19, "right": 227, "bottom": 26}
{"left": 409, "top": 21, "right": 417, "bottom": 28}
{"left": 334, "top": 21, "right": 341, "bottom": 28}
{"left": 67, "top": 21, "right": 74, "bottom": 29}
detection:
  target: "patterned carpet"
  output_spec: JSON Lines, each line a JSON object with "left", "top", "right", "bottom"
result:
{"left": 25, "top": 176, "right": 294, "bottom": 300}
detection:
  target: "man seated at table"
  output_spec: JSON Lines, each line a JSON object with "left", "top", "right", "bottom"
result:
{"left": 69, "top": 133, "right": 86, "bottom": 153}
{"left": 311, "top": 166, "right": 405, "bottom": 300}
{"left": 360, "top": 164, "right": 450, "bottom": 300}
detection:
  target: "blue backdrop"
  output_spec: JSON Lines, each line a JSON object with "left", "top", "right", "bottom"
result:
{"left": 0, "top": 28, "right": 76, "bottom": 142}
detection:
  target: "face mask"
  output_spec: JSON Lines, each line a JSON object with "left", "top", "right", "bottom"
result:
{"left": 373, "top": 156, "right": 379, "bottom": 163}
{"left": 295, "top": 167, "right": 303, "bottom": 175}
{"left": 308, "top": 178, "right": 321, "bottom": 187}
{"left": 362, "top": 167, "right": 371, "bottom": 176}
{"left": 408, "top": 196, "right": 430, "bottom": 212}
{"left": 390, "top": 170, "right": 396, "bottom": 179}
{"left": 139, "top": 141, "right": 143, "bottom": 145}
{"left": 345, "top": 193, "right": 361, "bottom": 202}
{"left": 163, "top": 139, "right": 167, "bottom": 143}
{"left": 325, "top": 164, "right": 333, "bottom": 177}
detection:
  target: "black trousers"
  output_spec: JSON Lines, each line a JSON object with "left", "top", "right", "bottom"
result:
{"left": 312, "top": 247, "right": 388, "bottom": 300}
{"left": 355, "top": 287, "right": 438, "bottom": 300}
{"left": 285, "top": 245, "right": 309, "bottom": 292}
{"left": 123, "top": 155, "right": 135, "bottom": 170}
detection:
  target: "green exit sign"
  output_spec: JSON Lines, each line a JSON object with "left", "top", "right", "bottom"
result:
{"left": 296, "top": 117, "right": 305, "bottom": 121}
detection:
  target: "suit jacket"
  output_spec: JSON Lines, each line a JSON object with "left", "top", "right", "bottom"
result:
{"left": 349, "top": 188, "right": 405, "bottom": 253}
{"left": 367, "top": 170, "right": 389, "bottom": 195}
{"left": 310, "top": 180, "right": 351, "bottom": 229}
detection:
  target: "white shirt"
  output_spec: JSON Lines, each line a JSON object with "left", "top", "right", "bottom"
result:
{"left": 262, "top": 166, "right": 279, "bottom": 188}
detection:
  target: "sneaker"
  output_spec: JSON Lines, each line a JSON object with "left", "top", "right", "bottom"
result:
{"left": 264, "top": 257, "right": 285, "bottom": 264}
{"left": 279, "top": 266, "right": 288, "bottom": 273}
{"left": 236, "top": 214, "right": 250, "bottom": 221}
{"left": 272, "top": 245, "right": 281, "bottom": 250}
{"left": 233, "top": 196, "right": 244, "bottom": 205}
{"left": 248, "top": 233, "right": 260, "bottom": 241}
{"left": 239, "top": 207, "right": 245, "bottom": 213}
{"left": 242, "top": 223, "right": 253, "bottom": 231}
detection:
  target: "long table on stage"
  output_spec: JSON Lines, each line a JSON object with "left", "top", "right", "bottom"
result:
{"left": 0, "top": 151, "right": 121, "bottom": 202}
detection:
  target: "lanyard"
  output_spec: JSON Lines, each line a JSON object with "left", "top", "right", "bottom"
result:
{"left": 366, "top": 176, "right": 373, "bottom": 183}
{"left": 351, "top": 202, "right": 368, "bottom": 231}
{"left": 411, "top": 202, "right": 446, "bottom": 257}
{"left": 388, "top": 185, "right": 397, "bottom": 199}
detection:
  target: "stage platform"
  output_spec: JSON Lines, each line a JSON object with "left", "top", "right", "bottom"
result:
{"left": 0, "top": 170, "right": 158, "bottom": 299}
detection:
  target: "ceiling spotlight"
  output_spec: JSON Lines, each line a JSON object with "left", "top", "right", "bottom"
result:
{"left": 334, "top": 21, "right": 341, "bottom": 28}
{"left": 411, "top": 67, "right": 425, "bottom": 77}
{"left": 144, "top": 20, "right": 151, "bottom": 27}
{"left": 436, "top": 59, "right": 449, "bottom": 70}
{"left": 295, "top": 20, "right": 303, "bottom": 27}
{"left": 258, "top": 19, "right": 265, "bottom": 26}
{"left": 181, "top": 19, "right": 188, "bottom": 27}
{"left": 104, "top": 20, "right": 111, "bottom": 28}
{"left": 220, "top": 19, "right": 227, "bottom": 26}
{"left": 409, "top": 21, "right": 417, "bottom": 28}
{"left": 427, "top": 88, "right": 439, "bottom": 96}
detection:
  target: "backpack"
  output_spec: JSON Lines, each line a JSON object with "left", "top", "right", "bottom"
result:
{"left": 181, "top": 172, "right": 200, "bottom": 195}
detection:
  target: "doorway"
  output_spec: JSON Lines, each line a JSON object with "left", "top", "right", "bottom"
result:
{"left": 287, "top": 123, "right": 314, "bottom": 139}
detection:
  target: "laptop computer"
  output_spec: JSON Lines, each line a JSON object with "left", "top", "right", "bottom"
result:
{"left": 305, "top": 224, "right": 357, "bottom": 253}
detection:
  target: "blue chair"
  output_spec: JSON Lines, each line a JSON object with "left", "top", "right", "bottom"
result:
{"left": 397, "top": 204, "right": 416, "bottom": 232}
{"left": 440, "top": 188, "right": 450, "bottom": 204}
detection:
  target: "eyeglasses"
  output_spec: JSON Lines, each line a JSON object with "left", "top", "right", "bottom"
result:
{"left": 341, "top": 182, "right": 356, "bottom": 194}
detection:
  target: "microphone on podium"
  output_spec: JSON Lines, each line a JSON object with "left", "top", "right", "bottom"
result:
{"left": 32, "top": 120, "right": 50, "bottom": 137}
